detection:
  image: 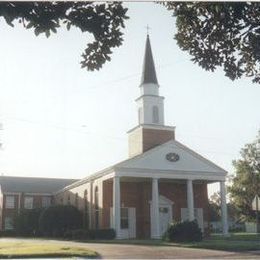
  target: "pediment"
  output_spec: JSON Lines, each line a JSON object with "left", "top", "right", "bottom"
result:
{"left": 116, "top": 140, "right": 226, "bottom": 175}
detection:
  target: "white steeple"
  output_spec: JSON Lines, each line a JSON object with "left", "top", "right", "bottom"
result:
{"left": 136, "top": 34, "right": 165, "bottom": 126}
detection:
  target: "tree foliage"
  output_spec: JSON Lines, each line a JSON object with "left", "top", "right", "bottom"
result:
{"left": 0, "top": 2, "right": 128, "bottom": 71}
{"left": 15, "top": 208, "right": 43, "bottom": 236}
{"left": 229, "top": 131, "right": 260, "bottom": 221}
{"left": 163, "top": 220, "right": 202, "bottom": 242}
{"left": 2, "top": 2, "right": 260, "bottom": 84}
{"left": 163, "top": 2, "right": 260, "bottom": 83}
{"left": 39, "top": 205, "right": 82, "bottom": 237}
{"left": 208, "top": 192, "right": 221, "bottom": 221}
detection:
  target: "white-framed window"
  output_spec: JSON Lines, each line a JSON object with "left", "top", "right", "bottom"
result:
{"left": 24, "top": 196, "right": 33, "bottom": 209}
{"left": 5, "top": 196, "right": 15, "bottom": 209}
{"left": 42, "top": 196, "right": 51, "bottom": 208}
{"left": 120, "top": 208, "right": 129, "bottom": 229}
{"left": 4, "top": 217, "right": 14, "bottom": 230}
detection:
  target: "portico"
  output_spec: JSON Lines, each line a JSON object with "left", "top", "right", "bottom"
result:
{"left": 110, "top": 157, "right": 228, "bottom": 239}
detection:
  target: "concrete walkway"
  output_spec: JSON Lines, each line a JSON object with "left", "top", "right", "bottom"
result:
{"left": 1, "top": 238, "right": 260, "bottom": 259}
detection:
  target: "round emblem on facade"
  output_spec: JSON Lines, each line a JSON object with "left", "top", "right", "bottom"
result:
{"left": 166, "top": 153, "right": 180, "bottom": 162}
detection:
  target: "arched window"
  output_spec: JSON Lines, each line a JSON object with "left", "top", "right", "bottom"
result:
{"left": 84, "top": 190, "right": 88, "bottom": 209}
{"left": 67, "top": 194, "right": 71, "bottom": 205}
{"left": 94, "top": 186, "right": 99, "bottom": 229}
{"left": 152, "top": 106, "right": 159, "bottom": 123}
{"left": 75, "top": 193, "right": 78, "bottom": 208}
{"left": 84, "top": 189, "right": 89, "bottom": 229}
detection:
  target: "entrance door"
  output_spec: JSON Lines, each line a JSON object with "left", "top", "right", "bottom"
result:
{"left": 159, "top": 205, "right": 172, "bottom": 235}
{"left": 150, "top": 195, "right": 173, "bottom": 237}
{"left": 110, "top": 207, "right": 136, "bottom": 239}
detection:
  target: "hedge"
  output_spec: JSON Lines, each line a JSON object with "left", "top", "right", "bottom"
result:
{"left": 39, "top": 205, "right": 82, "bottom": 237}
{"left": 163, "top": 220, "right": 202, "bottom": 242}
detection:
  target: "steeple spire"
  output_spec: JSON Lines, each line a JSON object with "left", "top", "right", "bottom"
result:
{"left": 141, "top": 34, "right": 158, "bottom": 85}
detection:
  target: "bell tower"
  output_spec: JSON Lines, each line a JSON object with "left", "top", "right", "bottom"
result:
{"left": 137, "top": 34, "right": 164, "bottom": 126}
{"left": 128, "top": 34, "right": 175, "bottom": 158}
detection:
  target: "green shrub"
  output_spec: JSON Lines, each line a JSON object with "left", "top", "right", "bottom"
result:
{"left": 15, "top": 208, "right": 43, "bottom": 236}
{"left": 163, "top": 220, "right": 202, "bottom": 242}
{"left": 69, "top": 228, "right": 115, "bottom": 240}
{"left": 39, "top": 205, "right": 82, "bottom": 237}
{"left": 0, "top": 230, "right": 16, "bottom": 237}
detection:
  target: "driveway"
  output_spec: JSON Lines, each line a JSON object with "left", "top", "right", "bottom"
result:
{"left": 1, "top": 238, "right": 260, "bottom": 259}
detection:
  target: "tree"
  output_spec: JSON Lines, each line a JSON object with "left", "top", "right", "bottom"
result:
{"left": 229, "top": 131, "right": 260, "bottom": 221}
{"left": 15, "top": 208, "right": 43, "bottom": 236}
{"left": 39, "top": 205, "right": 82, "bottom": 237}
{"left": 208, "top": 192, "right": 221, "bottom": 221}
{"left": 3, "top": 2, "right": 260, "bottom": 84}
{"left": 0, "top": 2, "right": 128, "bottom": 71}
{"left": 208, "top": 192, "right": 239, "bottom": 222}
{"left": 163, "top": 2, "right": 260, "bottom": 83}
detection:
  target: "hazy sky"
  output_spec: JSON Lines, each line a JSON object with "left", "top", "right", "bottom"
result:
{"left": 1, "top": 3, "right": 260, "bottom": 195}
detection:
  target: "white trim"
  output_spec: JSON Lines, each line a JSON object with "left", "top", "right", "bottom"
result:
{"left": 55, "top": 139, "right": 227, "bottom": 193}
{"left": 116, "top": 140, "right": 227, "bottom": 175}
{"left": 24, "top": 193, "right": 52, "bottom": 196}
{"left": 116, "top": 168, "right": 226, "bottom": 181}
{"left": 127, "top": 124, "right": 176, "bottom": 134}
{"left": 135, "top": 95, "right": 165, "bottom": 102}
{"left": 173, "top": 140, "right": 227, "bottom": 173}
{"left": 4, "top": 192, "right": 20, "bottom": 195}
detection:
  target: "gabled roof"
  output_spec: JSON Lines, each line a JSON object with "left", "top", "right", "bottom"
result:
{"left": 0, "top": 176, "right": 78, "bottom": 194}
{"left": 140, "top": 35, "right": 158, "bottom": 85}
{"left": 116, "top": 139, "right": 227, "bottom": 175}
{"left": 58, "top": 139, "right": 227, "bottom": 192}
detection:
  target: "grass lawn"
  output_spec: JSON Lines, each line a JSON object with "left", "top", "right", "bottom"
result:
{"left": 78, "top": 232, "right": 260, "bottom": 252}
{"left": 0, "top": 241, "right": 98, "bottom": 259}
{"left": 209, "top": 232, "right": 260, "bottom": 241}
{"left": 177, "top": 239, "right": 260, "bottom": 251}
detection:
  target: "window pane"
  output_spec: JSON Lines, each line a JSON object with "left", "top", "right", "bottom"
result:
{"left": 159, "top": 207, "right": 168, "bottom": 213}
{"left": 42, "top": 196, "right": 51, "bottom": 208}
{"left": 24, "top": 197, "right": 33, "bottom": 209}
{"left": 120, "top": 208, "right": 129, "bottom": 229}
{"left": 5, "top": 196, "right": 15, "bottom": 209}
{"left": 4, "top": 217, "right": 14, "bottom": 230}
{"left": 121, "top": 208, "right": 128, "bottom": 218}
{"left": 121, "top": 219, "right": 129, "bottom": 229}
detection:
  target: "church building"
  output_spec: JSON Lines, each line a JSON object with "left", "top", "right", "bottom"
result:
{"left": 55, "top": 35, "right": 228, "bottom": 239}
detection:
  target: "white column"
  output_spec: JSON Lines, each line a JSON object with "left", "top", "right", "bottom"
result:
{"left": 187, "top": 179, "right": 195, "bottom": 221}
{"left": 220, "top": 181, "right": 229, "bottom": 236}
{"left": 151, "top": 177, "right": 160, "bottom": 239}
{"left": 113, "top": 176, "right": 121, "bottom": 239}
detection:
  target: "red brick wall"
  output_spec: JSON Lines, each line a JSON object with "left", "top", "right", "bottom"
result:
{"left": 142, "top": 128, "right": 175, "bottom": 153}
{"left": 1, "top": 194, "right": 53, "bottom": 230}
{"left": 128, "top": 127, "right": 175, "bottom": 157}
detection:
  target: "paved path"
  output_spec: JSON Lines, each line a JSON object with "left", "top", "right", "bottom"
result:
{"left": 1, "top": 238, "right": 260, "bottom": 259}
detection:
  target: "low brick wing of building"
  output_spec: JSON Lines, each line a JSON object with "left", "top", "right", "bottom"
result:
{"left": 0, "top": 176, "right": 77, "bottom": 231}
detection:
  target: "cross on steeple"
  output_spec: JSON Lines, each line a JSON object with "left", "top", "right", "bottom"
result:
{"left": 145, "top": 25, "right": 150, "bottom": 35}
